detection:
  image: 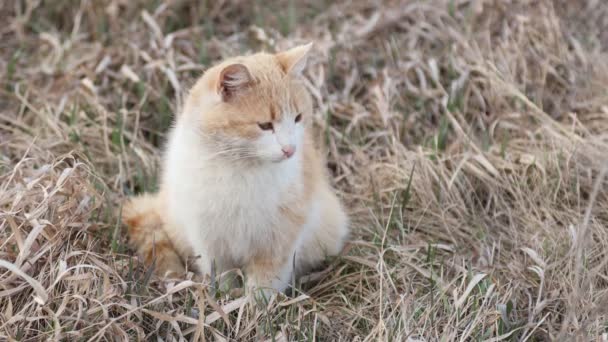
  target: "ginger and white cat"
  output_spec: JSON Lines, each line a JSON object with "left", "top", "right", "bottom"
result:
{"left": 122, "top": 43, "right": 349, "bottom": 294}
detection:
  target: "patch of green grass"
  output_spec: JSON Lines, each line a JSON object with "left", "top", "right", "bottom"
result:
{"left": 435, "top": 114, "right": 450, "bottom": 152}
{"left": 154, "top": 95, "right": 173, "bottom": 132}
{"left": 125, "top": 255, "right": 156, "bottom": 301}
{"left": 68, "top": 130, "right": 80, "bottom": 143}
{"left": 135, "top": 81, "right": 146, "bottom": 100}
{"left": 324, "top": 109, "right": 333, "bottom": 147}
{"left": 448, "top": 0, "right": 457, "bottom": 17}
{"left": 447, "top": 91, "right": 464, "bottom": 114}
{"left": 327, "top": 46, "right": 338, "bottom": 85}
{"left": 131, "top": 164, "right": 158, "bottom": 194}
{"left": 198, "top": 41, "right": 209, "bottom": 66}
{"left": 500, "top": 132, "right": 510, "bottom": 158}
{"left": 279, "top": 0, "right": 297, "bottom": 36}
{"left": 480, "top": 129, "right": 491, "bottom": 152}
{"left": 111, "top": 204, "right": 123, "bottom": 253}
{"left": 401, "top": 163, "right": 416, "bottom": 210}
{"left": 94, "top": 15, "right": 110, "bottom": 43}
{"left": 6, "top": 49, "right": 20, "bottom": 84}
{"left": 110, "top": 111, "right": 124, "bottom": 152}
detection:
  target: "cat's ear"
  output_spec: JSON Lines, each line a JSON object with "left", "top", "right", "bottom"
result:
{"left": 217, "top": 63, "right": 253, "bottom": 101}
{"left": 276, "top": 42, "right": 313, "bottom": 76}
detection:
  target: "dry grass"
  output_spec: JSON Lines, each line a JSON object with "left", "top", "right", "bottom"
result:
{"left": 1, "top": 0, "right": 608, "bottom": 340}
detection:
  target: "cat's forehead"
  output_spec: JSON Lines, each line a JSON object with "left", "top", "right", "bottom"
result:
{"left": 220, "top": 52, "right": 298, "bottom": 92}
{"left": 240, "top": 85, "right": 298, "bottom": 120}
{"left": 242, "top": 59, "right": 299, "bottom": 103}
{"left": 207, "top": 52, "right": 310, "bottom": 121}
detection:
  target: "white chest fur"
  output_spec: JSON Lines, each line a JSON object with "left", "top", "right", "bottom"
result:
{"left": 162, "top": 122, "right": 302, "bottom": 271}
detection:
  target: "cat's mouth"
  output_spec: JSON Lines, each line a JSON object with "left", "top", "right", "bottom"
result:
{"left": 271, "top": 154, "right": 292, "bottom": 163}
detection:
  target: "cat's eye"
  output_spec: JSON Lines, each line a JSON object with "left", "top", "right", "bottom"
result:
{"left": 294, "top": 113, "right": 302, "bottom": 123}
{"left": 258, "top": 122, "right": 274, "bottom": 131}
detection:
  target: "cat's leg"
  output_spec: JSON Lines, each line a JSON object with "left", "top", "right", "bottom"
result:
{"left": 193, "top": 251, "right": 212, "bottom": 276}
{"left": 189, "top": 243, "right": 240, "bottom": 294}
{"left": 296, "top": 188, "right": 349, "bottom": 275}
{"left": 195, "top": 251, "right": 239, "bottom": 291}
{"left": 245, "top": 253, "right": 294, "bottom": 298}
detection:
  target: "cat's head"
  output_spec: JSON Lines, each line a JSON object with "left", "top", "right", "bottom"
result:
{"left": 185, "top": 43, "right": 314, "bottom": 164}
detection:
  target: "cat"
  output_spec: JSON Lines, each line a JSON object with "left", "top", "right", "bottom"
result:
{"left": 122, "top": 43, "right": 349, "bottom": 295}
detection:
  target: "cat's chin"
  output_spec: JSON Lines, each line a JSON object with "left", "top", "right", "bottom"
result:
{"left": 231, "top": 156, "right": 285, "bottom": 165}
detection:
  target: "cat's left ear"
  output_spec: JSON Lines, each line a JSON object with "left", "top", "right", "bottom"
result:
{"left": 276, "top": 42, "right": 313, "bottom": 76}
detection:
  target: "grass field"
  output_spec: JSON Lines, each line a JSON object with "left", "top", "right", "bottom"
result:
{"left": 1, "top": 0, "right": 608, "bottom": 340}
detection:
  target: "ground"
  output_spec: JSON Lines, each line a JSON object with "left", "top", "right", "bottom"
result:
{"left": 1, "top": 0, "right": 608, "bottom": 340}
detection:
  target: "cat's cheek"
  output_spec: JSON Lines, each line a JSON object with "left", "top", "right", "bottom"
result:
{"left": 255, "top": 135, "right": 284, "bottom": 161}
{"left": 295, "top": 127, "right": 304, "bottom": 145}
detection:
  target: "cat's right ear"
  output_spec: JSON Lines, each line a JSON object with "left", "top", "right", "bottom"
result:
{"left": 276, "top": 42, "right": 313, "bottom": 76}
{"left": 217, "top": 63, "right": 252, "bottom": 101}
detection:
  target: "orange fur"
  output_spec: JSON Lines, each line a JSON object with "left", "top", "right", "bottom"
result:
{"left": 122, "top": 193, "right": 190, "bottom": 276}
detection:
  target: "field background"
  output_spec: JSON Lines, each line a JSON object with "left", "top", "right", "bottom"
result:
{"left": 1, "top": 0, "right": 608, "bottom": 340}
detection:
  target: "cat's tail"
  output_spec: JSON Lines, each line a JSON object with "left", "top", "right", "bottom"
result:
{"left": 121, "top": 193, "right": 186, "bottom": 277}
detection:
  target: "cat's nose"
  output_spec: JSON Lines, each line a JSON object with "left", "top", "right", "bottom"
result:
{"left": 281, "top": 145, "right": 296, "bottom": 158}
